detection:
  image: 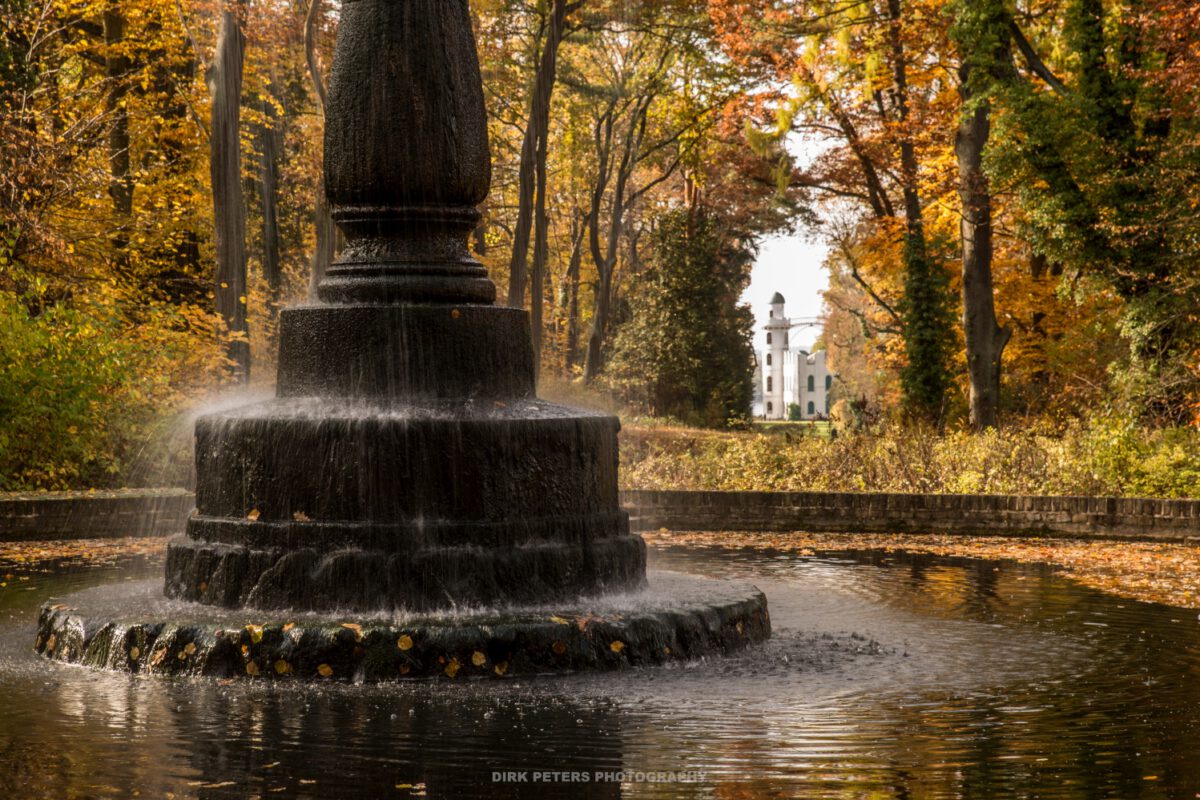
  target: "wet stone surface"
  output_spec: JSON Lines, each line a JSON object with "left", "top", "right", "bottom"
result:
{"left": 35, "top": 571, "right": 769, "bottom": 681}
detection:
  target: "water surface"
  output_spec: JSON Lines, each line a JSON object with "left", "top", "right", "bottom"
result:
{"left": 2, "top": 540, "right": 1198, "bottom": 798}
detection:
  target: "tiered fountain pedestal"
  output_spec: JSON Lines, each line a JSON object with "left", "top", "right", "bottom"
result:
{"left": 33, "top": 0, "right": 769, "bottom": 679}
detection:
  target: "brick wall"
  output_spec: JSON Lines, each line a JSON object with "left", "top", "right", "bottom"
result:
{"left": 620, "top": 489, "right": 1200, "bottom": 541}
{"left": 0, "top": 490, "right": 194, "bottom": 541}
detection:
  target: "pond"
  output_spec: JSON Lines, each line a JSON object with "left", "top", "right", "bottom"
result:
{"left": 1, "top": 538, "right": 1198, "bottom": 798}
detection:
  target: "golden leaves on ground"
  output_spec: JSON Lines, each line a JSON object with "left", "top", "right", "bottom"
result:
{"left": 317, "top": 663, "right": 333, "bottom": 677}
{"left": 0, "top": 537, "right": 168, "bottom": 572}
{"left": 397, "top": 634, "right": 413, "bottom": 651}
{"left": 642, "top": 530, "right": 1200, "bottom": 610}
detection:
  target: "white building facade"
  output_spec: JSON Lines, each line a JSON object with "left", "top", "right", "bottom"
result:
{"left": 757, "top": 292, "right": 833, "bottom": 421}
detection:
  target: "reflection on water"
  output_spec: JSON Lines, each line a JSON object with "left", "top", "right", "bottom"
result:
{"left": 2, "top": 542, "right": 1200, "bottom": 797}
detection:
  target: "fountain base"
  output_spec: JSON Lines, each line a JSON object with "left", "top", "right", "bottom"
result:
{"left": 35, "top": 571, "right": 769, "bottom": 680}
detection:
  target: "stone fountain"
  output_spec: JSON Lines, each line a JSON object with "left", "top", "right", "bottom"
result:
{"left": 34, "top": 0, "right": 768, "bottom": 679}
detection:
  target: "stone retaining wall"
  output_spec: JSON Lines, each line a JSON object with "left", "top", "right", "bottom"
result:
{"left": 620, "top": 489, "right": 1200, "bottom": 541}
{"left": 3, "top": 488, "right": 1199, "bottom": 542}
{"left": 0, "top": 490, "right": 194, "bottom": 540}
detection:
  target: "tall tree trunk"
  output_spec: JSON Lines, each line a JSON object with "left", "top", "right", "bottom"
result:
{"left": 103, "top": 8, "right": 132, "bottom": 276}
{"left": 530, "top": 103, "right": 551, "bottom": 374}
{"left": 563, "top": 214, "right": 585, "bottom": 369}
{"left": 507, "top": 0, "right": 571, "bottom": 310}
{"left": 956, "top": 65, "right": 1009, "bottom": 430}
{"left": 208, "top": 0, "right": 249, "bottom": 382}
{"left": 305, "top": 0, "right": 334, "bottom": 299}
{"left": 887, "top": 0, "right": 953, "bottom": 424}
{"left": 257, "top": 89, "right": 283, "bottom": 305}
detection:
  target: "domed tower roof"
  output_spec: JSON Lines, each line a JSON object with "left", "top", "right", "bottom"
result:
{"left": 769, "top": 291, "right": 785, "bottom": 305}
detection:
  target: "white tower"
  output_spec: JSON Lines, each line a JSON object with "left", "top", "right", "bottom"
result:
{"left": 763, "top": 292, "right": 789, "bottom": 419}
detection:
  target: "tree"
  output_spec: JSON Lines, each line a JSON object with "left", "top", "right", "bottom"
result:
{"left": 950, "top": 0, "right": 1011, "bottom": 430}
{"left": 606, "top": 210, "right": 754, "bottom": 426}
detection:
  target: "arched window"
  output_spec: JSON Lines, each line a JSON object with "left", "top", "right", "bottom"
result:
{"left": 766, "top": 402, "right": 773, "bottom": 414}
{"left": 766, "top": 353, "right": 772, "bottom": 365}
{"left": 766, "top": 377, "right": 773, "bottom": 391}
{"left": 807, "top": 401, "right": 815, "bottom": 415}
{"left": 825, "top": 375, "right": 832, "bottom": 391}
{"left": 766, "top": 333, "right": 772, "bottom": 345}
{"left": 807, "top": 375, "right": 815, "bottom": 392}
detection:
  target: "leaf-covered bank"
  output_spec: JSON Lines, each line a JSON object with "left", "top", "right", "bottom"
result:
{"left": 620, "top": 419, "right": 1200, "bottom": 499}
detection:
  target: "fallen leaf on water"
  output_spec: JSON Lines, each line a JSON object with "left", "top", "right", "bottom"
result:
{"left": 245, "top": 661, "right": 260, "bottom": 676}
{"left": 274, "top": 660, "right": 290, "bottom": 675}
{"left": 444, "top": 659, "right": 460, "bottom": 678}
{"left": 246, "top": 624, "right": 264, "bottom": 644}
{"left": 299, "top": 779, "right": 317, "bottom": 785}
{"left": 183, "top": 642, "right": 197, "bottom": 656}
{"left": 282, "top": 622, "right": 295, "bottom": 633}
{"left": 293, "top": 511, "right": 311, "bottom": 522}
{"left": 471, "top": 650, "right": 487, "bottom": 667}
{"left": 610, "top": 640, "right": 625, "bottom": 653}
{"left": 493, "top": 661, "right": 508, "bottom": 676}
{"left": 264, "top": 762, "right": 280, "bottom": 769}
{"left": 397, "top": 634, "right": 413, "bottom": 651}
{"left": 317, "top": 663, "right": 333, "bottom": 677}
{"left": 341, "top": 622, "right": 363, "bottom": 641}
{"left": 549, "top": 615, "right": 569, "bottom": 625}
{"left": 399, "top": 664, "right": 411, "bottom": 675}
{"left": 246, "top": 509, "right": 261, "bottom": 521}
{"left": 552, "top": 641, "right": 567, "bottom": 655}
{"left": 130, "top": 646, "right": 140, "bottom": 660}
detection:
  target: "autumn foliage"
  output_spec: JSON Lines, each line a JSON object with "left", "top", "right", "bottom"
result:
{"left": 2, "top": 0, "right": 1199, "bottom": 490}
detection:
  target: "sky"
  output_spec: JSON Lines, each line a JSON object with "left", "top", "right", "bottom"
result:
{"left": 740, "top": 231, "right": 830, "bottom": 354}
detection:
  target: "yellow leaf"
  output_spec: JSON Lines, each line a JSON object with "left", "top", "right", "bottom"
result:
{"left": 274, "top": 660, "right": 290, "bottom": 675}
{"left": 282, "top": 622, "right": 295, "bottom": 633}
{"left": 246, "top": 624, "right": 264, "bottom": 643}
{"left": 317, "top": 663, "right": 333, "bottom": 677}
{"left": 245, "top": 661, "right": 260, "bottom": 676}
{"left": 399, "top": 664, "right": 411, "bottom": 675}
{"left": 397, "top": 634, "right": 413, "bottom": 651}
{"left": 471, "top": 650, "right": 487, "bottom": 667}
{"left": 246, "top": 508, "right": 261, "bottom": 521}
{"left": 493, "top": 661, "right": 508, "bottom": 676}
{"left": 292, "top": 511, "right": 311, "bottom": 522}
{"left": 183, "top": 642, "right": 197, "bottom": 656}
{"left": 444, "top": 659, "right": 460, "bottom": 678}
{"left": 341, "top": 622, "right": 363, "bottom": 641}
{"left": 548, "top": 615, "right": 570, "bottom": 625}
{"left": 609, "top": 640, "right": 625, "bottom": 653}
{"left": 130, "top": 646, "right": 140, "bottom": 660}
